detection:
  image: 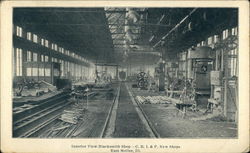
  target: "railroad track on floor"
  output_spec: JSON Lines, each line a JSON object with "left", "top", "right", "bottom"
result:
{"left": 125, "top": 83, "right": 160, "bottom": 138}
{"left": 100, "top": 82, "right": 160, "bottom": 138}
{"left": 14, "top": 83, "right": 159, "bottom": 138}
{"left": 38, "top": 85, "right": 121, "bottom": 138}
{"left": 99, "top": 83, "right": 121, "bottom": 138}
{"left": 13, "top": 94, "right": 71, "bottom": 137}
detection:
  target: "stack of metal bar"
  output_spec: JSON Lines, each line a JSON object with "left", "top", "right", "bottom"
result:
{"left": 136, "top": 95, "right": 171, "bottom": 104}
{"left": 59, "top": 103, "right": 86, "bottom": 124}
{"left": 13, "top": 104, "right": 37, "bottom": 114}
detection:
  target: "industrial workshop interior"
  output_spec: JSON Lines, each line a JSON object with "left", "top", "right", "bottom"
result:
{"left": 12, "top": 8, "right": 238, "bottom": 138}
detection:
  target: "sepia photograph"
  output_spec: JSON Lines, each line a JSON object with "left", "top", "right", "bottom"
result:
{"left": 1, "top": 0, "right": 249, "bottom": 153}
{"left": 12, "top": 7, "right": 238, "bottom": 138}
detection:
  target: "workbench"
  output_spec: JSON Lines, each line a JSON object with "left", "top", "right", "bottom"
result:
{"left": 166, "top": 97, "right": 195, "bottom": 118}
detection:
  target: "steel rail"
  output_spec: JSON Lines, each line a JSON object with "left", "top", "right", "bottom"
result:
{"left": 13, "top": 93, "right": 70, "bottom": 121}
{"left": 14, "top": 101, "right": 71, "bottom": 137}
{"left": 99, "top": 84, "right": 121, "bottom": 138}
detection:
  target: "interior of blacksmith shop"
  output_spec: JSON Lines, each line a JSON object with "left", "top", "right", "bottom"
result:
{"left": 12, "top": 8, "right": 238, "bottom": 138}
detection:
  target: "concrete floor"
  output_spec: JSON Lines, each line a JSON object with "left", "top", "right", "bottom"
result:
{"left": 127, "top": 82, "right": 237, "bottom": 138}
{"left": 34, "top": 82, "right": 237, "bottom": 138}
{"left": 141, "top": 104, "right": 237, "bottom": 138}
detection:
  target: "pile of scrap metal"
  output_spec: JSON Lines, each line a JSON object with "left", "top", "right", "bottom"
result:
{"left": 94, "top": 82, "right": 111, "bottom": 88}
{"left": 59, "top": 103, "right": 87, "bottom": 124}
{"left": 13, "top": 79, "right": 57, "bottom": 97}
{"left": 71, "top": 84, "right": 98, "bottom": 100}
{"left": 136, "top": 95, "right": 171, "bottom": 104}
{"left": 71, "top": 85, "right": 89, "bottom": 99}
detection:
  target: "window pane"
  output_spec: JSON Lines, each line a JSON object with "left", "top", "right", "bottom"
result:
{"left": 55, "top": 44, "right": 58, "bottom": 51}
{"left": 208, "top": 37, "right": 212, "bottom": 44}
{"left": 27, "top": 32, "right": 32, "bottom": 41}
{"left": 20, "top": 49, "right": 22, "bottom": 76}
{"left": 15, "top": 48, "right": 23, "bottom": 76}
{"left": 16, "top": 49, "right": 20, "bottom": 76}
{"left": 27, "top": 51, "right": 32, "bottom": 62}
{"left": 33, "top": 68, "right": 38, "bottom": 76}
{"left": 223, "top": 29, "right": 229, "bottom": 39}
{"left": 45, "top": 40, "right": 49, "bottom": 47}
{"left": 16, "top": 26, "right": 23, "bottom": 37}
{"left": 61, "top": 61, "right": 64, "bottom": 76}
{"left": 33, "top": 53, "right": 37, "bottom": 62}
{"left": 45, "top": 56, "right": 49, "bottom": 62}
{"left": 39, "top": 68, "right": 44, "bottom": 76}
{"left": 15, "top": 26, "right": 18, "bottom": 36}
{"left": 41, "top": 55, "right": 44, "bottom": 62}
{"left": 41, "top": 38, "right": 45, "bottom": 45}
{"left": 45, "top": 68, "right": 51, "bottom": 76}
{"left": 33, "top": 34, "right": 38, "bottom": 43}
{"left": 27, "top": 68, "right": 32, "bottom": 76}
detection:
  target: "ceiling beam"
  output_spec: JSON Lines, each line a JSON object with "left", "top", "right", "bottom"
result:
{"left": 153, "top": 8, "right": 198, "bottom": 48}
{"left": 20, "top": 23, "right": 172, "bottom": 27}
{"left": 111, "top": 33, "right": 140, "bottom": 35}
{"left": 105, "top": 10, "right": 147, "bottom": 13}
{"left": 108, "top": 14, "right": 124, "bottom": 29}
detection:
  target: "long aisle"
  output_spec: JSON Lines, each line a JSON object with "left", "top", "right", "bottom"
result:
{"left": 112, "top": 83, "right": 150, "bottom": 137}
